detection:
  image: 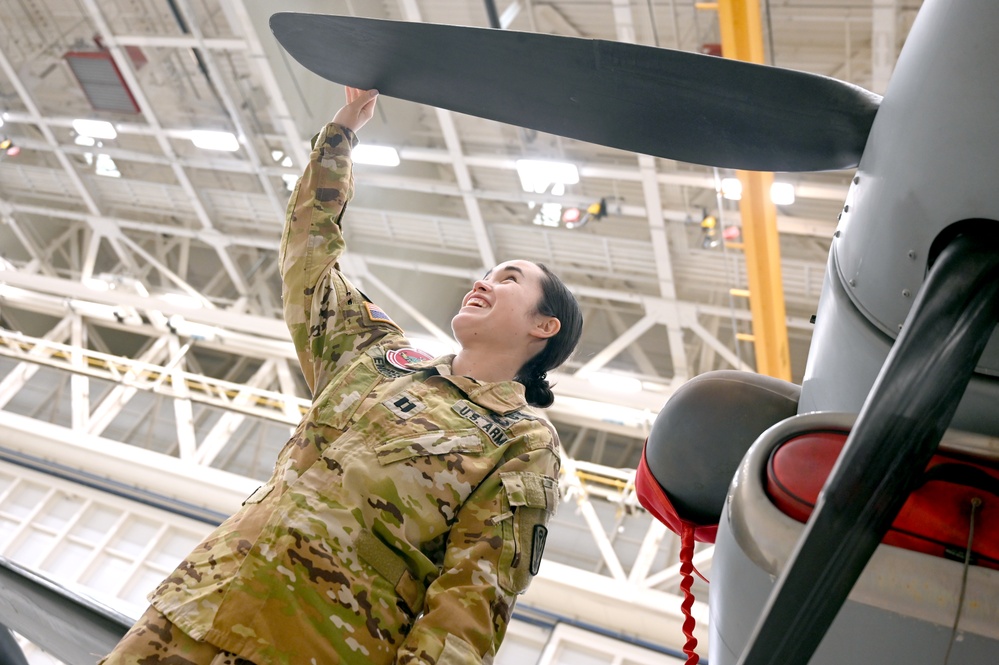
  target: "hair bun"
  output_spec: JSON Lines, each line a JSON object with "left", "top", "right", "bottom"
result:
{"left": 524, "top": 374, "right": 555, "bottom": 409}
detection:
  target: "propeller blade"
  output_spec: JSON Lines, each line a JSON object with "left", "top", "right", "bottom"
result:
{"left": 270, "top": 13, "right": 881, "bottom": 172}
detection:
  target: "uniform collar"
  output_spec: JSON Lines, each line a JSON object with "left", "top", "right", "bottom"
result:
{"left": 416, "top": 355, "right": 528, "bottom": 414}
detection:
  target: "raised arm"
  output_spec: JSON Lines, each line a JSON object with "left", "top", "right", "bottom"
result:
{"left": 279, "top": 89, "right": 381, "bottom": 392}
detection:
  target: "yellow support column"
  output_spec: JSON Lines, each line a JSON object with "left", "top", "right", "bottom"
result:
{"left": 715, "top": 0, "right": 792, "bottom": 380}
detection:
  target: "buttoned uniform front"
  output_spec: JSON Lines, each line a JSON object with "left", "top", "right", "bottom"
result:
{"left": 147, "top": 122, "right": 562, "bottom": 665}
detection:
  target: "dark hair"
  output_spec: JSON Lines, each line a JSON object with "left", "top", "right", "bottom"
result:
{"left": 516, "top": 263, "right": 583, "bottom": 408}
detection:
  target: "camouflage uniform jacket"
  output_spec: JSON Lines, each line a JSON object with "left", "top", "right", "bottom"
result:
{"left": 149, "top": 122, "right": 561, "bottom": 665}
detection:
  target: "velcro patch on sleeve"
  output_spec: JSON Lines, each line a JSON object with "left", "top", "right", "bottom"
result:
{"left": 364, "top": 302, "right": 401, "bottom": 330}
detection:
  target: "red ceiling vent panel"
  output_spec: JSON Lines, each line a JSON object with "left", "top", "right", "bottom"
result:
{"left": 65, "top": 50, "right": 141, "bottom": 114}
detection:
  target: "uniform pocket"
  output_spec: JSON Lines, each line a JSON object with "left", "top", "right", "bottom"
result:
{"left": 497, "top": 471, "right": 559, "bottom": 594}
{"left": 437, "top": 634, "right": 482, "bottom": 665}
{"left": 241, "top": 484, "right": 273, "bottom": 506}
{"left": 313, "top": 359, "right": 381, "bottom": 430}
{"left": 355, "top": 531, "right": 426, "bottom": 615}
{"left": 373, "top": 429, "right": 483, "bottom": 465}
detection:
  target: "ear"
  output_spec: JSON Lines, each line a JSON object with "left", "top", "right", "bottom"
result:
{"left": 531, "top": 315, "right": 561, "bottom": 340}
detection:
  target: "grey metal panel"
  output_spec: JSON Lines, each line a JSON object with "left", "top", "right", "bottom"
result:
{"left": 835, "top": 1, "right": 999, "bottom": 373}
{"left": 0, "top": 557, "right": 132, "bottom": 665}
{"left": 801, "top": 248, "right": 999, "bottom": 438}
{"left": 710, "top": 411, "right": 999, "bottom": 664}
{"left": 711, "top": 515, "right": 999, "bottom": 665}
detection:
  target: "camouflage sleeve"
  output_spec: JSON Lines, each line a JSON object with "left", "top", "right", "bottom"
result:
{"left": 279, "top": 122, "right": 359, "bottom": 393}
{"left": 395, "top": 440, "right": 560, "bottom": 665}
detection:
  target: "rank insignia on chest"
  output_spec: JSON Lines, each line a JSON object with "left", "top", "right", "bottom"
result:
{"left": 383, "top": 391, "right": 427, "bottom": 420}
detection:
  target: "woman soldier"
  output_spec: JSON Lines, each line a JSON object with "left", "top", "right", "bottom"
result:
{"left": 101, "top": 88, "right": 582, "bottom": 665}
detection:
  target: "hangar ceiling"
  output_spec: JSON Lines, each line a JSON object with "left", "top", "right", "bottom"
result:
{"left": 0, "top": 1, "right": 920, "bottom": 459}
{"left": 0, "top": 0, "right": 922, "bottom": 657}
{"left": 0, "top": 0, "right": 927, "bottom": 514}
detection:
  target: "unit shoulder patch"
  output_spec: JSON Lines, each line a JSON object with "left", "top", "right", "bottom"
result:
{"left": 385, "top": 347, "right": 435, "bottom": 371}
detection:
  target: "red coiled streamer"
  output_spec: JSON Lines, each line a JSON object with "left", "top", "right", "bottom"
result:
{"left": 678, "top": 523, "right": 699, "bottom": 665}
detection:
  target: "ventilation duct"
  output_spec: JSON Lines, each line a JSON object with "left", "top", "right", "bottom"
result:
{"left": 64, "top": 50, "right": 140, "bottom": 114}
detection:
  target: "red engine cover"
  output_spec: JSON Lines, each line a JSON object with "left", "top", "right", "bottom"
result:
{"left": 767, "top": 431, "right": 999, "bottom": 570}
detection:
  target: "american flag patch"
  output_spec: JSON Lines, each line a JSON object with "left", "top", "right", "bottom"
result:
{"left": 365, "top": 302, "right": 400, "bottom": 329}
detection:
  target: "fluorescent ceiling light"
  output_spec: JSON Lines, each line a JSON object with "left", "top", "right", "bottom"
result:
{"left": 189, "top": 130, "right": 240, "bottom": 151}
{"left": 74, "top": 135, "right": 96, "bottom": 147}
{"left": 282, "top": 174, "right": 298, "bottom": 191}
{"left": 532, "top": 202, "right": 562, "bottom": 227}
{"left": 73, "top": 118, "right": 117, "bottom": 140}
{"left": 721, "top": 177, "right": 742, "bottom": 201}
{"left": 770, "top": 181, "right": 796, "bottom": 205}
{"left": 352, "top": 144, "right": 400, "bottom": 167}
{"left": 95, "top": 153, "right": 120, "bottom": 178}
{"left": 515, "top": 159, "right": 579, "bottom": 194}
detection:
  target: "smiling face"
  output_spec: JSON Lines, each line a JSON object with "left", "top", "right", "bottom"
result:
{"left": 451, "top": 260, "right": 558, "bottom": 353}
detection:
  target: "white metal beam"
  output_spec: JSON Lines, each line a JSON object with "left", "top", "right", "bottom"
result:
{"left": 611, "top": 1, "right": 691, "bottom": 383}
{"left": 0, "top": 316, "right": 72, "bottom": 408}
{"left": 79, "top": 0, "right": 251, "bottom": 300}
{"left": 575, "top": 314, "right": 659, "bottom": 377}
{"left": 70, "top": 314, "right": 90, "bottom": 431}
{"left": 196, "top": 360, "right": 279, "bottom": 465}
{"left": 167, "top": 336, "right": 199, "bottom": 461}
{"left": 397, "top": 0, "right": 497, "bottom": 270}
{"left": 87, "top": 336, "right": 172, "bottom": 437}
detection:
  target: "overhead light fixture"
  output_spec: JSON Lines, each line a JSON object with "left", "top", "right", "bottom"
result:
{"left": 0, "top": 137, "right": 18, "bottom": 158}
{"left": 352, "top": 144, "right": 400, "bottom": 167}
{"left": 532, "top": 202, "right": 563, "bottom": 227}
{"left": 770, "top": 181, "right": 796, "bottom": 205}
{"left": 562, "top": 198, "right": 608, "bottom": 230}
{"left": 515, "top": 159, "right": 579, "bottom": 194}
{"left": 74, "top": 135, "right": 96, "bottom": 147}
{"left": 189, "top": 130, "right": 240, "bottom": 152}
{"left": 72, "top": 118, "right": 117, "bottom": 140}
{"left": 95, "top": 153, "right": 120, "bottom": 178}
{"left": 720, "top": 177, "right": 742, "bottom": 201}
{"left": 282, "top": 174, "right": 298, "bottom": 192}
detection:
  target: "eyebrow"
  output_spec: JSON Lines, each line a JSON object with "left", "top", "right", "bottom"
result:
{"left": 483, "top": 265, "right": 525, "bottom": 279}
